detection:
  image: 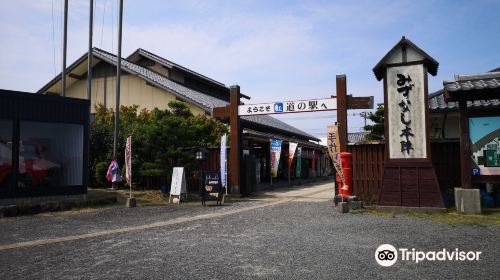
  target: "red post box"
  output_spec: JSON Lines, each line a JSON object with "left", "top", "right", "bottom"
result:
{"left": 336, "top": 152, "right": 352, "bottom": 197}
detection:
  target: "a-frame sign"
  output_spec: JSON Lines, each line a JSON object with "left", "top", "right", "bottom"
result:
{"left": 373, "top": 36, "right": 444, "bottom": 208}
{"left": 213, "top": 75, "right": 373, "bottom": 195}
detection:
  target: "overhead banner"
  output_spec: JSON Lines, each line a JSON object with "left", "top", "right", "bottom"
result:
{"left": 327, "top": 124, "right": 347, "bottom": 188}
{"left": 296, "top": 147, "right": 302, "bottom": 178}
{"left": 220, "top": 133, "right": 227, "bottom": 189}
{"left": 238, "top": 98, "right": 337, "bottom": 116}
{"left": 270, "top": 139, "right": 283, "bottom": 177}
{"left": 125, "top": 135, "right": 132, "bottom": 187}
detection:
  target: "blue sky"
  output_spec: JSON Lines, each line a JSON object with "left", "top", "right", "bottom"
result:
{"left": 1, "top": 0, "right": 499, "bottom": 139}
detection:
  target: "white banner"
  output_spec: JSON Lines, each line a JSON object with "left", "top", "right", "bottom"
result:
{"left": 125, "top": 136, "right": 132, "bottom": 187}
{"left": 238, "top": 98, "right": 337, "bottom": 116}
{"left": 270, "top": 139, "right": 283, "bottom": 177}
{"left": 220, "top": 134, "right": 227, "bottom": 188}
{"left": 288, "top": 142, "right": 298, "bottom": 163}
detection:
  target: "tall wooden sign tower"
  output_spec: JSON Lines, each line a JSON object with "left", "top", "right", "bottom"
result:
{"left": 373, "top": 37, "right": 444, "bottom": 208}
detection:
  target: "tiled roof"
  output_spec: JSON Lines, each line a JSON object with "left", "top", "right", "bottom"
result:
{"left": 430, "top": 68, "right": 500, "bottom": 112}
{"left": 428, "top": 89, "right": 500, "bottom": 111}
{"left": 443, "top": 71, "right": 500, "bottom": 93}
{"left": 94, "top": 48, "right": 228, "bottom": 111}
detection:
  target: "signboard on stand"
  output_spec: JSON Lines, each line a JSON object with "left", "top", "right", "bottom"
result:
{"left": 201, "top": 172, "right": 223, "bottom": 206}
{"left": 169, "top": 167, "right": 186, "bottom": 204}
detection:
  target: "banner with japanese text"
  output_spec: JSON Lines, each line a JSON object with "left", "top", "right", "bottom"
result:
{"left": 288, "top": 142, "right": 298, "bottom": 169}
{"left": 295, "top": 147, "right": 302, "bottom": 178}
{"left": 220, "top": 134, "right": 227, "bottom": 188}
{"left": 270, "top": 139, "right": 283, "bottom": 177}
{"left": 327, "top": 124, "right": 347, "bottom": 188}
{"left": 125, "top": 136, "right": 132, "bottom": 187}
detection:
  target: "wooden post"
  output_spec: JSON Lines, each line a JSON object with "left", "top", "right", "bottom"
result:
{"left": 229, "top": 85, "right": 241, "bottom": 195}
{"left": 336, "top": 75, "right": 348, "bottom": 152}
{"left": 459, "top": 99, "right": 472, "bottom": 189}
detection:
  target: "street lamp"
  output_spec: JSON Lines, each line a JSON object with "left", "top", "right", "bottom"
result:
{"left": 196, "top": 148, "right": 207, "bottom": 203}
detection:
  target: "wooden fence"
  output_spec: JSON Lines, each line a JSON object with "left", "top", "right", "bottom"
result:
{"left": 348, "top": 141, "right": 460, "bottom": 203}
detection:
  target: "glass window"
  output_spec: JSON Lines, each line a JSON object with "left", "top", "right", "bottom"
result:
{"left": 19, "top": 121, "right": 84, "bottom": 188}
{"left": 0, "top": 120, "right": 13, "bottom": 188}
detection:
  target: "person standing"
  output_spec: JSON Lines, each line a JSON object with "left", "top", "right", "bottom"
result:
{"left": 106, "top": 156, "right": 121, "bottom": 189}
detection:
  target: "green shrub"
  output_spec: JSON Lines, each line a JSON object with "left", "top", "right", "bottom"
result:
{"left": 95, "top": 161, "right": 109, "bottom": 187}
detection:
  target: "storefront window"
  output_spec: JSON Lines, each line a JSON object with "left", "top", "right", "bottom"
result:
{"left": 18, "top": 121, "right": 84, "bottom": 188}
{"left": 0, "top": 120, "right": 13, "bottom": 188}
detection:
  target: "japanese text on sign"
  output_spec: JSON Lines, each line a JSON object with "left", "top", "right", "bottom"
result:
{"left": 238, "top": 98, "right": 337, "bottom": 116}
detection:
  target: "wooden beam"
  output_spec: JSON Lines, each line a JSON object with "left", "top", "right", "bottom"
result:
{"left": 213, "top": 105, "right": 230, "bottom": 118}
{"left": 336, "top": 75, "right": 348, "bottom": 152}
{"left": 347, "top": 95, "right": 374, "bottom": 109}
{"left": 229, "top": 85, "right": 241, "bottom": 195}
{"left": 459, "top": 99, "right": 472, "bottom": 189}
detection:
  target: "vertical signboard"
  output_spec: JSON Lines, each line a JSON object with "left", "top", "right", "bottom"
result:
{"left": 386, "top": 64, "right": 426, "bottom": 159}
{"left": 170, "top": 167, "right": 186, "bottom": 203}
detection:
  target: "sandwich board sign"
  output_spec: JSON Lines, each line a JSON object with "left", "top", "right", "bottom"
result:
{"left": 169, "top": 167, "right": 186, "bottom": 204}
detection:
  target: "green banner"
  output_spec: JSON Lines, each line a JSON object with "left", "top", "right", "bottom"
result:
{"left": 296, "top": 147, "right": 302, "bottom": 178}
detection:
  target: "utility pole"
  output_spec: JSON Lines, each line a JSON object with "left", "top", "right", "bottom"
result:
{"left": 61, "top": 0, "right": 68, "bottom": 97}
{"left": 359, "top": 111, "right": 371, "bottom": 127}
{"left": 113, "top": 0, "right": 123, "bottom": 157}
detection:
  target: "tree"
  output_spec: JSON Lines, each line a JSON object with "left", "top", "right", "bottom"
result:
{"left": 364, "top": 105, "right": 384, "bottom": 140}
{"left": 89, "top": 102, "right": 228, "bottom": 188}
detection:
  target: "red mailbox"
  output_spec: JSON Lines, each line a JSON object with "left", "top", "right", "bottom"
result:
{"left": 336, "top": 152, "right": 352, "bottom": 197}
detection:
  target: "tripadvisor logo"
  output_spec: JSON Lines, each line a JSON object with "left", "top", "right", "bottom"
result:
{"left": 375, "top": 244, "right": 482, "bottom": 267}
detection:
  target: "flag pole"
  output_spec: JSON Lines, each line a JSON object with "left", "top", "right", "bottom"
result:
{"left": 113, "top": 0, "right": 123, "bottom": 157}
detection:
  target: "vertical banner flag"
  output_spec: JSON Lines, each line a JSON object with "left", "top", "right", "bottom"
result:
{"left": 326, "top": 124, "right": 348, "bottom": 189}
{"left": 288, "top": 142, "right": 298, "bottom": 176}
{"left": 296, "top": 147, "right": 302, "bottom": 178}
{"left": 125, "top": 135, "right": 132, "bottom": 187}
{"left": 270, "top": 139, "right": 283, "bottom": 177}
{"left": 312, "top": 150, "right": 316, "bottom": 177}
{"left": 220, "top": 134, "right": 227, "bottom": 190}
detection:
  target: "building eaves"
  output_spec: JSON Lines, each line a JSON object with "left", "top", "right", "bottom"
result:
{"left": 241, "top": 115, "right": 320, "bottom": 142}
{"left": 373, "top": 36, "right": 439, "bottom": 81}
{"left": 133, "top": 48, "right": 226, "bottom": 87}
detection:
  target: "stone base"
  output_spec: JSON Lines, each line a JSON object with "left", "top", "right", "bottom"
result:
{"left": 454, "top": 188, "right": 481, "bottom": 214}
{"left": 349, "top": 201, "right": 364, "bottom": 210}
{"left": 126, "top": 197, "right": 137, "bottom": 208}
{"left": 337, "top": 202, "right": 349, "bottom": 213}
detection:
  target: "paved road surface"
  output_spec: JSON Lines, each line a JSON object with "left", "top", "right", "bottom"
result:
{"left": 1, "top": 181, "right": 498, "bottom": 279}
